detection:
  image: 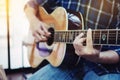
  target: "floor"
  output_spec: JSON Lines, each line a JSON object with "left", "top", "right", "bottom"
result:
{"left": 7, "top": 73, "right": 32, "bottom": 80}
{"left": 1, "top": 61, "right": 47, "bottom": 80}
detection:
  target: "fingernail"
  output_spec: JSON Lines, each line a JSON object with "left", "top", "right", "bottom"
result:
{"left": 88, "top": 28, "right": 92, "bottom": 31}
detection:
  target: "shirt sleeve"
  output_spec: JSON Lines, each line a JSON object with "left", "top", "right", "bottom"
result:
{"left": 36, "top": 0, "right": 48, "bottom": 6}
{"left": 36, "top": 0, "right": 60, "bottom": 13}
{"left": 101, "top": 45, "right": 120, "bottom": 56}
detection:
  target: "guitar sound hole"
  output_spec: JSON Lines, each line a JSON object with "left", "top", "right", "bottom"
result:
{"left": 47, "top": 27, "right": 55, "bottom": 46}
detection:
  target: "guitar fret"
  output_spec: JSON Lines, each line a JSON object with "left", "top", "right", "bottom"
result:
{"left": 108, "top": 30, "right": 116, "bottom": 44}
{"left": 81, "top": 30, "right": 84, "bottom": 36}
{"left": 61, "top": 32, "right": 62, "bottom": 42}
{"left": 62, "top": 32, "right": 64, "bottom": 42}
{"left": 55, "top": 32, "right": 57, "bottom": 42}
{"left": 117, "top": 30, "right": 120, "bottom": 44}
{"left": 54, "top": 32, "right": 56, "bottom": 42}
{"left": 66, "top": 31, "right": 67, "bottom": 42}
{"left": 75, "top": 31, "right": 79, "bottom": 36}
{"left": 59, "top": 32, "right": 62, "bottom": 41}
{"left": 64, "top": 31, "right": 66, "bottom": 42}
{"left": 70, "top": 31, "right": 72, "bottom": 42}
{"left": 108, "top": 30, "right": 110, "bottom": 44}
{"left": 67, "top": 31, "right": 69, "bottom": 43}
{"left": 60, "top": 32, "right": 62, "bottom": 42}
{"left": 65, "top": 31, "right": 67, "bottom": 43}
{"left": 69, "top": 31, "right": 71, "bottom": 43}
{"left": 73, "top": 31, "right": 76, "bottom": 41}
{"left": 77, "top": 31, "right": 79, "bottom": 36}
{"left": 68, "top": 31, "right": 71, "bottom": 43}
{"left": 66, "top": 32, "right": 67, "bottom": 43}
{"left": 92, "top": 30, "right": 95, "bottom": 44}
{"left": 58, "top": 32, "right": 61, "bottom": 42}
{"left": 116, "top": 30, "right": 118, "bottom": 44}
{"left": 57, "top": 32, "right": 58, "bottom": 42}
{"left": 94, "top": 30, "right": 100, "bottom": 44}
{"left": 99, "top": 30, "right": 101, "bottom": 44}
{"left": 68, "top": 31, "right": 70, "bottom": 43}
{"left": 69, "top": 31, "right": 70, "bottom": 43}
{"left": 72, "top": 31, "right": 74, "bottom": 42}
{"left": 107, "top": 30, "right": 109, "bottom": 44}
{"left": 63, "top": 32, "right": 65, "bottom": 42}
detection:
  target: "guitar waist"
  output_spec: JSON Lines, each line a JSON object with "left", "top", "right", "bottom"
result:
{"left": 59, "top": 44, "right": 80, "bottom": 68}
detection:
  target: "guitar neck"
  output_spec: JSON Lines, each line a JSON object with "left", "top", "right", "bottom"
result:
{"left": 53, "top": 29, "right": 120, "bottom": 45}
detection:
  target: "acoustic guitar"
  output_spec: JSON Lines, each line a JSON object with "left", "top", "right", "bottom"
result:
{"left": 25, "top": 6, "right": 120, "bottom": 68}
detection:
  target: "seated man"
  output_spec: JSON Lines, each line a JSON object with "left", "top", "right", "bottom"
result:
{"left": 24, "top": 0, "right": 120, "bottom": 80}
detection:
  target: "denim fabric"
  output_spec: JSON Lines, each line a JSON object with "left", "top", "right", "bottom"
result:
{"left": 83, "top": 59, "right": 120, "bottom": 76}
{"left": 27, "top": 64, "right": 83, "bottom": 80}
{"left": 84, "top": 71, "right": 120, "bottom": 80}
{"left": 28, "top": 63, "right": 120, "bottom": 80}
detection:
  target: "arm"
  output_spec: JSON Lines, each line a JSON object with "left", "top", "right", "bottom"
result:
{"left": 73, "top": 29, "right": 120, "bottom": 64}
{"left": 24, "top": 0, "right": 50, "bottom": 42}
{"left": 24, "top": 0, "right": 50, "bottom": 68}
{"left": 24, "top": 0, "right": 39, "bottom": 29}
{"left": 98, "top": 50, "right": 119, "bottom": 64}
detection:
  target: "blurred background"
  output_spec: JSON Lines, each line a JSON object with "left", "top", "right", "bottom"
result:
{"left": 0, "top": 0, "right": 39, "bottom": 79}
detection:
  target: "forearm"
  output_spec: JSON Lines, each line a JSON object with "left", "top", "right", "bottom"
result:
{"left": 89, "top": 50, "right": 120, "bottom": 64}
{"left": 81, "top": 50, "right": 119, "bottom": 64}
{"left": 98, "top": 50, "right": 119, "bottom": 64}
{"left": 24, "top": 0, "right": 40, "bottom": 29}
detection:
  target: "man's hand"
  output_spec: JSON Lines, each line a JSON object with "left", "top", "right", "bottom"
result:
{"left": 73, "top": 29, "right": 100, "bottom": 62}
{"left": 31, "top": 21, "right": 51, "bottom": 42}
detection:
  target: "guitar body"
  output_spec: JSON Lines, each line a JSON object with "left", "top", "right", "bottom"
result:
{"left": 27, "top": 7, "right": 83, "bottom": 68}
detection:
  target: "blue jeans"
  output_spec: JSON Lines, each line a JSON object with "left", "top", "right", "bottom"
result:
{"left": 28, "top": 64, "right": 120, "bottom": 80}
{"left": 84, "top": 71, "right": 120, "bottom": 80}
{"left": 27, "top": 64, "right": 82, "bottom": 80}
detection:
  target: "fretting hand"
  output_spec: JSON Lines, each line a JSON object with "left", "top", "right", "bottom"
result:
{"left": 73, "top": 29, "right": 100, "bottom": 62}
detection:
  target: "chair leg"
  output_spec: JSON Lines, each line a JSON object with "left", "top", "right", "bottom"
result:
{"left": 0, "top": 65, "right": 7, "bottom": 80}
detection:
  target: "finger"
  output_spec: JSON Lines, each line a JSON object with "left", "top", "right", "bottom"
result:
{"left": 37, "top": 27, "right": 50, "bottom": 38}
{"left": 75, "top": 50, "right": 80, "bottom": 56}
{"left": 33, "top": 32, "right": 42, "bottom": 42}
{"left": 73, "top": 38, "right": 85, "bottom": 53}
{"left": 80, "top": 38, "right": 86, "bottom": 44}
{"left": 73, "top": 41, "right": 81, "bottom": 49}
{"left": 41, "top": 24, "right": 51, "bottom": 36}
{"left": 37, "top": 27, "right": 45, "bottom": 36}
{"left": 34, "top": 38, "right": 39, "bottom": 42}
{"left": 74, "top": 43, "right": 82, "bottom": 56}
{"left": 73, "top": 33, "right": 86, "bottom": 54}
{"left": 86, "top": 28, "right": 93, "bottom": 49}
{"left": 33, "top": 32, "right": 47, "bottom": 42}
{"left": 76, "top": 33, "right": 84, "bottom": 39}
{"left": 73, "top": 37, "right": 86, "bottom": 45}
{"left": 73, "top": 33, "right": 85, "bottom": 44}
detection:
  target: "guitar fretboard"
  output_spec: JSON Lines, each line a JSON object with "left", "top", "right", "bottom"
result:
{"left": 53, "top": 29, "right": 120, "bottom": 45}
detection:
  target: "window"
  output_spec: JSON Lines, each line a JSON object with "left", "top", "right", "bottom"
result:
{"left": 0, "top": 0, "right": 8, "bottom": 69}
{"left": 0, "top": 0, "right": 30, "bottom": 69}
{"left": 9, "top": 0, "right": 30, "bottom": 69}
